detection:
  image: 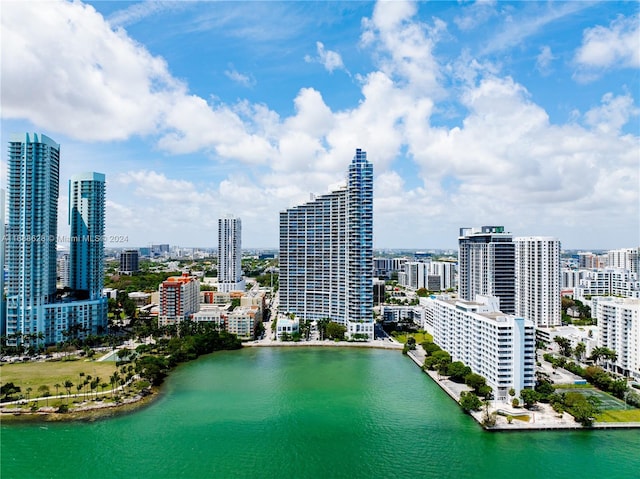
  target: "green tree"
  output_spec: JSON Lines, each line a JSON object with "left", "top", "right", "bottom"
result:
{"left": 446, "top": 361, "right": 472, "bottom": 383}
{"left": 464, "top": 373, "right": 487, "bottom": 394}
{"left": 0, "top": 382, "right": 21, "bottom": 401}
{"left": 459, "top": 391, "right": 482, "bottom": 413}
{"left": 520, "top": 389, "right": 540, "bottom": 409}
{"left": 63, "top": 380, "right": 74, "bottom": 404}
{"left": 423, "top": 350, "right": 451, "bottom": 373}
{"left": 535, "top": 379, "right": 555, "bottom": 399}
{"left": 554, "top": 336, "right": 573, "bottom": 357}
{"left": 325, "top": 321, "right": 347, "bottom": 340}
{"left": 574, "top": 342, "right": 586, "bottom": 361}
{"left": 422, "top": 341, "right": 441, "bottom": 356}
{"left": 316, "top": 318, "right": 330, "bottom": 340}
{"left": 36, "top": 384, "right": 51, "bottom": 406}
{"left": 564, "top": 392, "right": 600, "bottom": 426}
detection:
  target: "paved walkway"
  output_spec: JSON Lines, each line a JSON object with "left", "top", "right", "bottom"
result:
{"left": 404, "top": 344, "right": 639, "bottom": 431}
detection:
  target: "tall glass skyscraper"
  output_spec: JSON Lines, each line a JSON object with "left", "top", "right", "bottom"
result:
{"left": 5, "top": 134, "right": 107, "bottom": 347}
{"left": 458, "top": 225, "right": 515, "bottom": 314}
{"left": 69, "top": 172, "right": 106, "bottom": 300}
{"left": 279, "top": 149, "right": 374, "bottom": 339}
{"left": 5, "top": 133, "right": 60, "bottom": 344}
{"left": 218, "top": 216, "right": 245, "bottom": 292}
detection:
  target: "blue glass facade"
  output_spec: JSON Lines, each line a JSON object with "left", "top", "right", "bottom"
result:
{"left": 279, "top": 149, "right": 374, "bottom": 338}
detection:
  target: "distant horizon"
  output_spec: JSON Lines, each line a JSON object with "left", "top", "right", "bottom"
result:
{"left": 84, "top": 245, "right": 632, "bottom": 254}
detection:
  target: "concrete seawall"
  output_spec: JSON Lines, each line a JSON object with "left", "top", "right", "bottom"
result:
{"left": 405, "top": 346, "right": 640, "bottom": 431}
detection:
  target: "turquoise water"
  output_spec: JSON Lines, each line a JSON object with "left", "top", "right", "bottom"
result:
{"left": 1, "top": 347, "right": 638, "bottom": 479}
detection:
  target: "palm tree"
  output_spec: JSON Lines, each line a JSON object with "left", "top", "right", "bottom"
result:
{"left": 574, "top": 342, "right": 586, "bottom": 362}
{"left": 54, "top": 383, "right": 61, "bottom": 398}
{"left": 63, "top": 380, "right": 74, "bottom": 404}
{"left": 38, "top": 385, "right": 50, "bottom": 406}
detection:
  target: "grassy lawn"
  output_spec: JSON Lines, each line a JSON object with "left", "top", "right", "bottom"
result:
{"left": 1, "top": 359, "right": 119, "bottom": 396}
{"left": 597, "top": 409, "right": 640, "bottom": 422}
{"left": 555, "top": 384, "right": 592, "bottom": 389}
{"left": 391, "top": 331, "right": 433, "bottom": 344}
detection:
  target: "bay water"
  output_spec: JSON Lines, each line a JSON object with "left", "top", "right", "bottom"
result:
{"left": 1, "top": 347, "right": 638, "bottom": 478}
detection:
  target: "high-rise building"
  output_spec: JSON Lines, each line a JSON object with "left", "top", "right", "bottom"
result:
{"left": 217, "top": 216, "right": 245, "bottom": 293}
{"left": 592, "top": 297, "right": 640, "bottom": 381}
{"left": 429, "top": 261, "right": 456, "bottom": 291}
{"left": 57, "top": 253, "right": 70, "bottom": 288}
{"left": 607, "top": 247, "right": 640, "bottom": 273}
{"left": 0, "top": 188, "right": 5, "bottom": 336}
{"left": 458, "top": 226, "right": 515, "bottom": 314}
{"left": 279, "top": 148, "right": 373, "bottom": 339}
{"left": 5, "top": 133, "right": 60, "bottom": 345}
{"left": 514, "top": 237, "right": 561, "bottom": 327}
{"left": 119, "top": 249, "right": 139, "bottom": 274}
{"left": 4, "top": 134, "right": 107, "bottom": 347}
{"left": 69, "top": 172, "right": 105, "bottom": 300}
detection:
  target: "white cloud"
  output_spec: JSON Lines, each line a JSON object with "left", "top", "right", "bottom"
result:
{"left": 224, "top": 67, "right": 256, "bottom": 87}
{"left": 536, "top": 46, "right": 555, "bottom": 75}
{"left": 2, "top": 0, "right": 637, "bottom": 248}
{"left": 574, "top": 14, "right": 640, "bottom": 80}
{"left": 481, "top": 2, "right": 593, "bottom": 55}
{"left": 108, "top": 1, "right": 187, "bottom": 28}
{"left": 583, "top": 93, "right": 639, "bottom": 135}
{"left": 454, "top": 0, "right": 497, "bottom": 31}
{"left": 361, "top": 0, "right": 444, "bottom": 95}
{"left": 304, "top": 42, "right": 347, "bottom": 73}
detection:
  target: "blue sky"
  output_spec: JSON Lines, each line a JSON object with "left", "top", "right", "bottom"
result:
{"left": 1, "top": 1, "right": 638, "bottom": 250}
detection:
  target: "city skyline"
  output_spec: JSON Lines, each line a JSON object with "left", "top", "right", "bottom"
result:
{"left": 1, "top": 1, "right": 638, "bottom": 249}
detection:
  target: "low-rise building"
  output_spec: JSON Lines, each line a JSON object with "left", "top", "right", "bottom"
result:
{"left": 227, "top": 306, "right": 259, "bottom": 340}
{"left": 277, "top": 316, "right": 299, "bottom": 340}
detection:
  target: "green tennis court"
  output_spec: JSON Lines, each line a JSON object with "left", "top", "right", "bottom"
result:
{"left": 559, "top": 388, "right": 629, "bottom": 411}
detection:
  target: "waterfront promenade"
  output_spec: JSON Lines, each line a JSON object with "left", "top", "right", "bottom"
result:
{"left": 405, "top": 344, "right": 640, "bottom": 431}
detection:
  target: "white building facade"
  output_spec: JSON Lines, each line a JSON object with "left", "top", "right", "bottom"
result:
{"left": 279, "top": 149, "right": 374, "bottom": 339}
{"left": 514, "top": 236, "right": 561, "bottom": 327}
{"left": 424, "top": 295, "right": 536, "bottom": 401}
{"left": 592, "top": 297, "right": 640, "bottom": 381}
{"left": 218, "top": 216, "right": 245, "bottom": 293}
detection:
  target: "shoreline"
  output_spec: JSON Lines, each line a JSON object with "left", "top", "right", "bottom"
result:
{"left": 1, "top": 339, "right": 402, "bottom": 423}
{"left": 244, "top": 338, "right": 404, "bottom": 350}
{"left": 405, "top": 347, "right": 640, "bottom": 431}
{"left": 1, "top": 388, "right": 161, "bottom": 423}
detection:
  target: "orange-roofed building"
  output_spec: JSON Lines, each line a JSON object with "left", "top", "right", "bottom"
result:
{"left": 158, "top": 273, "right": 200, "bottom": 327}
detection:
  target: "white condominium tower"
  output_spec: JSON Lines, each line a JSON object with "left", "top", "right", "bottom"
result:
{"left": 5, "top": 133, "right": 60, "bottom": 344}
{"left": 218, "top": 216, "right": 245, "bottom": 293}
{"left": 69, "top": 172, "right": 106, "bottom": 300}
{"left": 458, "top": 226, "right": 515, "bottom": 314}
{"left": 592, "top": 297, "right": 640, "bottom": 381}
{"left": 514, "top": 237, "right": 561, "bottom": 327}
{"left": 279, "top": 148, "right": 374, "bottom": 339}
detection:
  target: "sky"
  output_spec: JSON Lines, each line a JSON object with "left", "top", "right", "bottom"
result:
{"left": 1, "top": 0, "right": 638, "bottom": 250}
